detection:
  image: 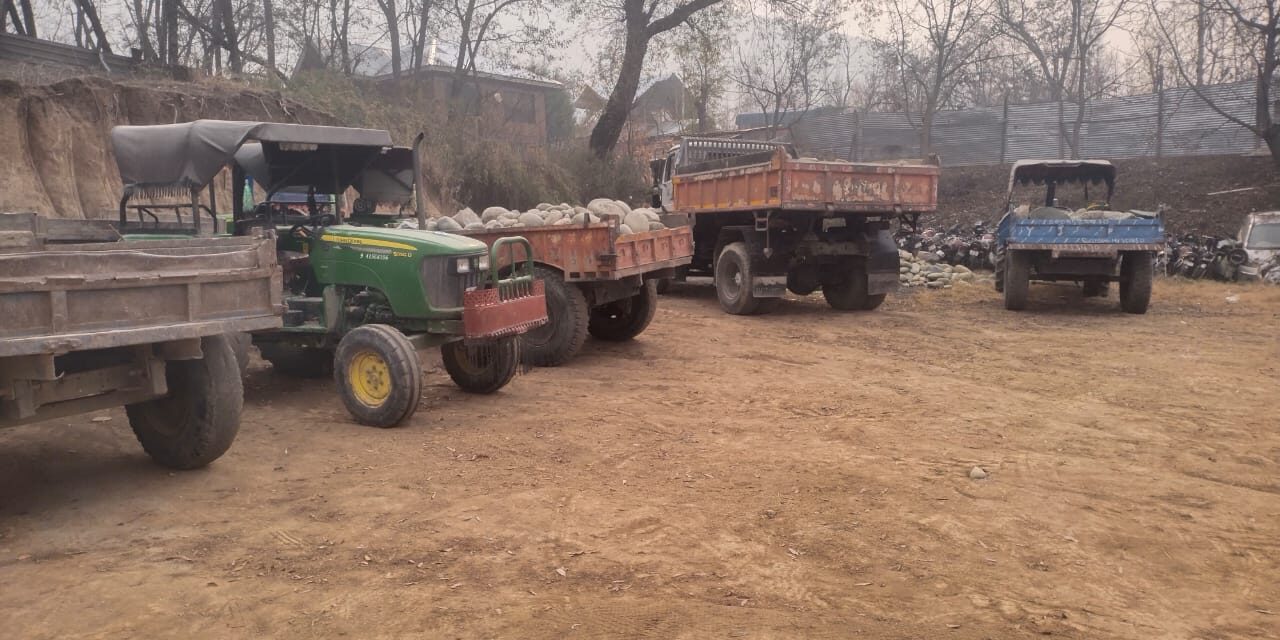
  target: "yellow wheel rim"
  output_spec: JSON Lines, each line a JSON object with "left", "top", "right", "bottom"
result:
{"left": 348, "top": 350, "right": 392, "bottom": 407}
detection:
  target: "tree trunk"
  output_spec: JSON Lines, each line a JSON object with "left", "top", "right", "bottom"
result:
{"left": 162, "top": 0, "right": 179, "bottom": 65}
{"left": 74, "top": 0, "right": 113, "bottom": 53}
{"left": 264, "top": 0, "right": 276, "bottom": 73}
{"left": 589, "top": 25, "right": 649, "bottom": 157}
{"left": 1265, "top": 125, "right": 1280, "bottom": 169}
{"left": 411, "top": 0, "right": 431, "bottom": 70}
{"left": 132, "top": 0, "right": 156, "bottom": 61}
{"left": 18, "top": 0, "right": 35, "bottom": 37}
{"left": 216, "top": 0, "right": 241, "bottom": 72}
{"left": 377, "top": 0, "right": 402, "bottom": 77}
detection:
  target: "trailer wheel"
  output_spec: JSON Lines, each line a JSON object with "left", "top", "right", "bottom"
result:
{"left": 822, "top": 261, "right": 884, "bottom": 310}
{"left": 442, "top": 337, "right": 519, "bottom": 394}
{"left": 715, "top": 242, "right": 777, "bottom": 315}
{"left": 1119, "top": 251, "right": 1154, "bottom": 314}
{"left": 126, "top": 334, "right": 242, "bottom": 470}
{"left": 522, "top": 266, "right": 589, "bottom": 366}
{"left": 589, "top": 280, "right": 658, "bottom": 341}
{"left": 1003, "top": 250, "right": 1031, "bottom": 311}
{"left": 260, "top": 344, "right": 334, "bottom": 378}
{"left": 334, "top": 325, "right": 422, "bottom": 428}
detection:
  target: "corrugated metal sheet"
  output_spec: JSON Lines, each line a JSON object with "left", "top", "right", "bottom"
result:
{"left": 0, "top": 33, "right": 137, "bottom": 73}
{"left": 787, "top": 80, "right": 1264, "bottom": 166}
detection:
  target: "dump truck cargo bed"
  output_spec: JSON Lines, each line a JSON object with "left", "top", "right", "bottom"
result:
{"left": 672, "top": 149, "right": 939, "bottom": 214}
{"left": 452, "top": 224, "right": 693, "bottom": 281}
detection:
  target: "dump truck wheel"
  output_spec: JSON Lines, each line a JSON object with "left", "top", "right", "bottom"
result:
{"left": 442, "top": 337, "right": 519, "bottom": 394}
{"left": 126, "top": 334, "right": 242, "bottom": 470}
{"left": 260, "top": 344, "right": 334, "bottom": 378}
{"left": 822, "top": 261, "right": 884, "bottom": 310}
{"left": 1120, "top": 251, "right": 1154, "bottom": 314}
{"left": 589, "top": 280, "right": 658, "bottom": 341}
{"left": 715, "top": 242, "right": 777, "bottom": 315}
{"left": 1003, "top": 250, "right": 1031, "bottom": 310}
{"left": 334, "top": 325, "right": 422, "bottom": 428}
{"left": 522, "top": 266, "right": 588, "bottom": 366}
{"left": 228, "top": 332, "right": 252, "bottom": 375}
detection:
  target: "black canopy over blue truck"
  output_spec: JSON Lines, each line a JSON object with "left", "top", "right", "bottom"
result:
{"left": 994, "top": 160, "right": 1164, "bottom": 313}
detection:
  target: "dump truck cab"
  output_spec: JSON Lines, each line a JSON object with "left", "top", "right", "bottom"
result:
{"left": 111, "top": 120, "right": 546, "bottom": 428}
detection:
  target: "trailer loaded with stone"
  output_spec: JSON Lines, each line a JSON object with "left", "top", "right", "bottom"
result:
{"left": 429, "top": 200, "right": 694, "bottom": 366}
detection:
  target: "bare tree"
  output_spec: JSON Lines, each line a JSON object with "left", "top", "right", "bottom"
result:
{"left": 1152, "top": 0, "right": 1280, "bottom": 166}
{"left": 675, "top": 8, "right": 731, "bottom": 132}
{"left": 825, "top": 36, "right": 890, "bottom": 113}
{"left": 733, "top": 0, "right": 843, "bottom": 136}
{"left": 873, "top": 0, "right": 994, "bottom": 155}
{"left": 374, "top": 0, "right": 403, "bottom": 76}
{"left": 586, "top": 0, "right": 729, "bottom": 157}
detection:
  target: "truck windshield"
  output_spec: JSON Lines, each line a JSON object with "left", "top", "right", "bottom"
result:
{"left": 1246, "top": 222, "right": 1280, "bottom": 248}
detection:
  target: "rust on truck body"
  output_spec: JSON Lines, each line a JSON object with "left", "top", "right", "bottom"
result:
{"left": 672, "top": 149, "right": 939, "bottom": 214}
{"left": 454, "top": 224, "right": 694, "bottom": 282}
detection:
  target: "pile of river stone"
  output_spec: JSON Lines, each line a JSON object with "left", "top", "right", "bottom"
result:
{"left": 408, "top": 199, "right": 666, "bottom": 235}
{"left": 899, "top": 249, "right": 985, "bottom": 289}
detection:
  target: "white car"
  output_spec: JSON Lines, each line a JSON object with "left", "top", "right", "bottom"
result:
{"left": 1236, "top": 212, "right": 1280, "bottom": 280}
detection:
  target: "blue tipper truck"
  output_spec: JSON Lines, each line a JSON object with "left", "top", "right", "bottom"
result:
{"left": 993, "top": 160, "right": 1164, "bottom": 314}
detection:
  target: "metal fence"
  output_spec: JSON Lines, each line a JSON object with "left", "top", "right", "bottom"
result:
{"left": 0, "top": 33, "right": 137, "bottom": 74}
{"left": 787, "top": 81, "right": 1263, "bottom": 166}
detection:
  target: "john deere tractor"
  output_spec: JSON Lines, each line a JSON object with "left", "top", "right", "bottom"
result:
{"left": 111, "top": 120, "right": 547, "bottom": 427}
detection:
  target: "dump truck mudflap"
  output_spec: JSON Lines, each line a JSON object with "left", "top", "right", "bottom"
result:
{"left": 867, "top": 229, "right": 901, "bottom": 295}
{"left": 751, "top": 275, "right": 788, "bottom": 298}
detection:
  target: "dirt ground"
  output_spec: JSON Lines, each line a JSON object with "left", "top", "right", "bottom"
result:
{"left": 1, "top": 278, "right": 1277, "bottom": 639}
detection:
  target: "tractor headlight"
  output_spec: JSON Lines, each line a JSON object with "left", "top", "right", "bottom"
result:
{"left": 455, "top": 257, "right": 472, "bottom": 274}
{"left": 477, "top": 254, "right": 490, "bottom": 271}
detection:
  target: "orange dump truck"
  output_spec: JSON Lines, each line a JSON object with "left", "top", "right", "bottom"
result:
{"left": 650, "top": 138, "right": 939, "bottom": 314}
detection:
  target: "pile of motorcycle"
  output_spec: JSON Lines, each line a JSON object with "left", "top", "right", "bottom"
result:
{"left": 895, "top": 222, "right": 997, "bottom": 271}
{"left": 1161, "top": 234, "right": 1278, "bottom": 283}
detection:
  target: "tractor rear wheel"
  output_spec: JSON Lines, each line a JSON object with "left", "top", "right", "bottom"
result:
{"left": 588, "top": 281, "right": 658, "bottom": 341}
{"left": 1003, "top": 250, "right": 1031, "bottom": 310}
{"left": 334, "top": 325, "right": 422, "bottom": 428}
{"left": 441, "top": 337, "right": 520, "bottom": 394}
{"left": 522, "top": 266, "right": 588, "bottom": 366}
{"left": 126, "top": 334, "right": 242, "bottom": 470}
{"left": 1119, "top": 251, "right": 1154, "bottom": 314}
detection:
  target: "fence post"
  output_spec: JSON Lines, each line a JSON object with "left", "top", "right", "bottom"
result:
{"left": 1000, "top": 95, "right": 1010, "bottom": 164}
{"left": 1154, "top": 72, "right": 1165, "bottom": 159}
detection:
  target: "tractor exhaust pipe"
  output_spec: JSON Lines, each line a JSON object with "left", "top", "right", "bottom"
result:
{"left": 412, "top": 132, "right": 428, "bottom": 230}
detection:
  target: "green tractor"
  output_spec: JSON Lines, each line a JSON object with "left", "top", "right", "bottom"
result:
{"left": 110, "top": 120, "right": 547, "bottom": 427}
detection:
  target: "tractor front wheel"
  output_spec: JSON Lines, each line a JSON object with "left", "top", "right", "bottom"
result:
{"left": 334, "top": 325, "right": 422, "bottom": 428}
{"left": 441, "top": 337, "right": 519, "bottom": 394}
